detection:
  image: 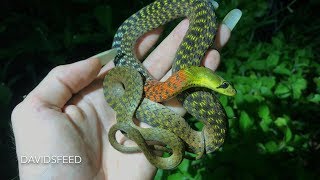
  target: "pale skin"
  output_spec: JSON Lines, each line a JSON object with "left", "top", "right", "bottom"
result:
{"left": 11, "top": 20, "right": 233, "bottom": 179}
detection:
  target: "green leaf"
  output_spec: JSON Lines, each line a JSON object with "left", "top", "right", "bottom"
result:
{"left": 247, "top": 60, "right": 266, "bottom": 70}
{"left": 272, "top": 35, "right": 284, "bottom": 49}
{"left": 219, "top": 96, "right": 228, "bottom": 107}
{"left": 178, "top": 159, "right": 190, "bottom": 172}
{"left": 168, "top": 172, "right": 186, "bottom": 180}
{"left": 259, "top": 118, "right": 272, "bottom": 132}
{"left": 308, "top": 94, "right": 320, "bottom": 103}
{"left": 274, "top": 83, "right": 291, "bottom": 98}
{"left": 239, "top": 111, "right": 254, "bottom": 132}
{"left": 260, "top": 76, "right": 276, "bottom": 89}
{"left": 286, "top": 146, "right": 294, "bottom": 152}
{"left": 259, "top": 105, "right": 272, "bottom": 132}
{"left": 293, "top": 135, "right": 303, "bottom": 144}
{"left": 285, "top": 128, "right": 292, "bottom": 142}
{"left": 291, "top": 77, "right": 307, "bottom": 99}
{"left": 266, "top": 53, "right": 280, "bottom": 68}
{"left": 194, "top": 122, "right": 204, "bottom": 130}
{"left": 273, "top": 63, "right": 291, "bottom": 75}
{"left": 258, "top": 105, "right": 270, "bottom": 119}
{"left": 265, "top": 141, "right": 278, "bottom": 153}
{"left": 274, "top": 117, "right": 287, "bottom": 127}
{"left": 154, "top": 169, "right": 164, "bottom": 180}
{"left": 225, "top": 106, "right": 235, "bottom": 118}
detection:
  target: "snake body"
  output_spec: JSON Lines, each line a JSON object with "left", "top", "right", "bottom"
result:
{"left": 103, "top": 0, "right": 236, "bottom": 169}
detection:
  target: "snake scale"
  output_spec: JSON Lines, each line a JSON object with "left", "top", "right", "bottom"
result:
{"left": 103, "top": 0, "right": 236, "bottom": 169}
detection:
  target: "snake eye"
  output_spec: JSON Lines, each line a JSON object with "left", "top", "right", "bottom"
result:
{"left": 217, "top": 82, "right": 229, "bottom": 89}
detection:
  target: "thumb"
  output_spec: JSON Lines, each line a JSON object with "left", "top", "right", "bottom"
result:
{"left": 27, "top": 57, "right": 102, "bottom": 108}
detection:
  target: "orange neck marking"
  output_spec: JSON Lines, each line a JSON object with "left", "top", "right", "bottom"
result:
{"left": 144, "top": 70, "right": 188, "bottom": 102}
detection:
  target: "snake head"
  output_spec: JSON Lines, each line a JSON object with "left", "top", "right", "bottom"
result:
{"left": 185, "top": 66, "right": 236, "bottom": 96}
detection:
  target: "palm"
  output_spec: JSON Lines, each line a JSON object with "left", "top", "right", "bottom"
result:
{"left": 60, "top": 77, "right": 155, "bottom": 179}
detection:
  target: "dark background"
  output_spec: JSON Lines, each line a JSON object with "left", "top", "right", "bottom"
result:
{"left": 1, "top": 0, "right": 320, "bottom": 179}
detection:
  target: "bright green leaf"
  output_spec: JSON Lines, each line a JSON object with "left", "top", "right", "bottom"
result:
{"left": 239, "top": 111, "right": 254, "bottom": 132}
{"left": 194, "top": 122, "right": 204, "bottom": 130}
{"left": 154, "top": 169, "right": 164, "bottom": 180}
{"left": 168, "top": 172, "right": 187, "bottom": 180}
{"left": 178, "top": 159, "right": 190, "bottom": 173}
{"left": 261, "top": 76, "right": 276, "bottom": 89}
{"left": 225, "top": 106, "right": 235, "bottom": 118}
{"left": 259, "top": 118, "right": 272, "bottom": 132}
{"left": 285, "top": 128, "right": 292, "bottom": 142}
{"left": 258, "top": 105, "right": 270, "bottom": 119}
{"left": 274, "top": 83, "right": 291, "bottom": 98}
{"left": 291, "top": 77, "right": 307, "bottom": 99}
{"left": 274, "top": 117, "right": 287, "bottom": 127}
{"left": 308, "top": 94, "right": 320, "bottom": 103}
{"left": 219, "top": 96, "right": 228, "bottom": 107}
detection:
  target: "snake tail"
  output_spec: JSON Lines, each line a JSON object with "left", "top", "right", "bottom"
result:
{"left": 108, "top": 122, "right": 185, "bottom": 169}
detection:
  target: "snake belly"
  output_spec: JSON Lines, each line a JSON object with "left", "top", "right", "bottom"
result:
{"left": 104, "top": 0, "right": 234, "bottom": 169}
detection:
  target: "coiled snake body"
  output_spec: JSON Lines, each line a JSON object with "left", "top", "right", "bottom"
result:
{"left": 103, "top": 0, "right": 236, "bottom": 169}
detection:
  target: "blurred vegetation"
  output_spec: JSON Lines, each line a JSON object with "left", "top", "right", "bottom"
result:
{"left": 1, "top": 0, "right": 319, "bottom": 179}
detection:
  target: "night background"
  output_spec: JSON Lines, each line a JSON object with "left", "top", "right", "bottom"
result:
{"left": 1, "top": 0, "right": 320, "bottom": 179}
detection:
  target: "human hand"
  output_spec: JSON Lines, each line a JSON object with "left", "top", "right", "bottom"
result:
{"left": 11, "top": 9, "right": 241, "bottom": 180}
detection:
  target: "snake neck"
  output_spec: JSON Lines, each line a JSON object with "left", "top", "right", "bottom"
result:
{"left": 144, "top": 66, "right": 237, "bottom": 102}
{"left": 144, "top": 69, "right": 193, "bottom": 102}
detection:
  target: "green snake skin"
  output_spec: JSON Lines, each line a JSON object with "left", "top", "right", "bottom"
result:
{"left": 103, "top": 0, "right": 236, "bottom": 169}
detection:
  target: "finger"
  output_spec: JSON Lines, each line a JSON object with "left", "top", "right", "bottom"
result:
{"left": 93, "top": 48, "right": 118, "bottom": 66}
{"left": 135, "top": 27, "right": 164, "bottom": 59}
{"left": 201, "top": 49, "right": 220, "bottom": 71}
{"left": 160, "top": 49, "right": 221, "bottom": 82}
{"left": 97, "top": 28, "right": 163, "bottom": 77}
{"left": 27, "top": 58, "right": 102, "bottom": 108}
{"left": 215, "top": 9, "right": 242, "bottom": 50}
{"left": 214, "top": 24, "right": 231, "bottom": 50}
{"left": 64, "top": 105, "right": 85, "bottom": 123}
{"left": 143, "top": 19, "right": 189, "bottom": 80}
{"left": 163, "top": 98, "right": 187, "bottom": 116}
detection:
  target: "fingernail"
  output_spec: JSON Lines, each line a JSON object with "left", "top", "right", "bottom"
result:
{"left": 92, "top": 48, "right": 118, "bottom": 65}
{"left": 209, "top": 0, "right": 219, "bottom": 10}
{"left": 222, "top": 9, "right": 242, "bottom": 31}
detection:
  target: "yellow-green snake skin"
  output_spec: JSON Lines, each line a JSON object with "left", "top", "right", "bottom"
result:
{"left": 103, "top": 0, "right": 236, "bottom": 169}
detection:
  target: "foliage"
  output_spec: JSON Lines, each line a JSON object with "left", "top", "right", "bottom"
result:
{"left": 155, "top": 0, "right": 320, "bottom": 179}
{"left": 1, "top": 0, "right": 319, "bottom": 179}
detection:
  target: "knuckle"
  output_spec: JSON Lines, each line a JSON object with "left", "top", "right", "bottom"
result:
{"left": 50, "top": 65, "right": 67, "bottom": 75}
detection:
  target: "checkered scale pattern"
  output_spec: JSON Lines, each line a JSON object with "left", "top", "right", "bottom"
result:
{"left": 104, "top": 0, "right": 228, "bottom": 169}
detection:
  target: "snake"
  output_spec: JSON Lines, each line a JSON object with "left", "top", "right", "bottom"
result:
{"left": 103, "top": 0, "right": 236, "bottom": 169}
